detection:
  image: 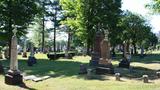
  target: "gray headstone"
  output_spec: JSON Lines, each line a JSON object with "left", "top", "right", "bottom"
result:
{"left": 143, "top": 75, "right": 149, "bottom": 83}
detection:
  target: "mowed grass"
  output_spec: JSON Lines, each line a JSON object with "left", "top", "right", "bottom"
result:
{"left": 0, "top": 53, "right": 160, "bottom": 90}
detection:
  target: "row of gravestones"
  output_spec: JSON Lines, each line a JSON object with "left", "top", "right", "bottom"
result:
{"left": 115, "top": 72, "right": 160, "bottom": 83}
{"left": 114, "top": 73, "right": 160, "bottom": 83}
{"left": 47, "top": 52, "right": 75, "bottom": 60}
{"left": 78, "top": 64, "right": 160, "bottom": 83}
{"left": 0, "top": 52, "right": 37, "bottom": 76}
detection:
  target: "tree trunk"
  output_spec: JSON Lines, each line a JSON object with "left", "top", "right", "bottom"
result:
{"left": 9, "top": 39, "right": 12, "bottom": 60}
{"left": 53, "top": 9, "right": 57, "bottom": 53}
{"left": 8, "top": 0, "right": 12, "bottom": 60}
{"left": 133, "top": 43, "right": 137, "bottom": 55}
{"left": 42, "top": 14, "right": 45, "bottom": 53}
{"left": 140, "top": 46, "right": 144, "bottom": 57}
{"left": 8, "top": 17, "right": 12, "bottom": 60}
{"left": 122, "top": 44, "right": 125, "bottom": 58}
{"left": 126, "top": 42, "right": 130, "bottom": 53}
{"left": 112, "top": 47, "right": 116, "bottom": 58}
{"left": 87, "top": 38, "right": 91, "bottom": 55}
{"left": 67, "top": 32, "right": 71, "bottom": 51}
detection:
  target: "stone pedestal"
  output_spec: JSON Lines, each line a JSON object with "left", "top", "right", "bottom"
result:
{"left": 5, "top": 28, "right": 23, "bottom": 85}
{"left": 119, "top": 42, "right": 130, "bottom": 68}
{"left": 95, "top": 39, "right": 114, "bottom": 75}
{"left": 28, "top": 44, "right": 37, "bottom": 66}
{"left": 5, "top": 70, "right": 23, "bottom": 85}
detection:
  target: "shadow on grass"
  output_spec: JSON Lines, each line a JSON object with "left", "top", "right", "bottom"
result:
{"left": 113, "top": 54, "right": 160, "bottom": 64}
{"left": 114, "top": 66, "right": 158, "bottom": 80}
{"left": 132, "top": 54, "right": 160, "bottom": 64}
{"left": 1, "top": 59, "right": 88, "bottom": 78}
{"left": 1, "top": 55, "right": 160, "bottom": 81}
{"left": 19, "top": 83, "right": 37, "bottom": 90}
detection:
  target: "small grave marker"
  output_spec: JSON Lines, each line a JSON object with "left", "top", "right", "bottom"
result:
{"left": 79, "top": 64, "right": 87, "bottom": 74}
{"left": 156, "top": 72, "right": 160, "bottom": 78}
{"left": 87, "top": 69, "right": 92, "bottom": 79}
{"left": 142, "top": 75, "right": 149, "bottom": 83}
{"left": 115, "top": 73, "right": 120, "bottom": 81}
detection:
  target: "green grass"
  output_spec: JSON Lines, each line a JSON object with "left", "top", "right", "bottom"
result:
{"left": 0, "top": 53, "right": 160, "bottom": 90}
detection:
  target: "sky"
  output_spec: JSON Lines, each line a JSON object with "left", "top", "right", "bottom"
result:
{"left": 122, "top": 0, "right": 160, "bottom": 33}
{"left": 27, "top": 0, "right": 160, "bottom": 39}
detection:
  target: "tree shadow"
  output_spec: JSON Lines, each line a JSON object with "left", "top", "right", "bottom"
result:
{"left": 113, "top": 54, "right": 160, "bottom": 63}
{"left": 1, "top": 56, "right": 160, "bottom": 81}
{"left": 114, "top": 66, "right": 158, "bottom": 80}
{"left": 132, "top": 54, "right": 160, "bottom": 64}
{"left": 1, "top": 59, "right": 88, "bottom": 78}
{"left": 18, "top": 82, "right": 37, "bottom": 90}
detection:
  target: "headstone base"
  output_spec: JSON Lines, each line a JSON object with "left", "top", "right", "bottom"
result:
{"left": 119, "top": 59, "right": 130, "bottom": 68}
{"left": 5, "top": 70, "right": 23, "bottom": 85}
{"left": 22, "top": 52, "right": 27, "bottom": 58}
{"left": 89, "top": 52, "right": 100, "bottom": 66}
{"left": 96, "top": 63, "right": 114, "bottom": 74}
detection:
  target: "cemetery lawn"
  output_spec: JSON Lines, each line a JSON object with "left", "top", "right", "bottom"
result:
{"left": 0, "top": 53, "right": 160, "bottom": 90}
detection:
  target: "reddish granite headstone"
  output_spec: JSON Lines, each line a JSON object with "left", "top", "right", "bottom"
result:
{"left": 99, "top": 39, "right": 111, "bottom": 65}
{"left": 90, "top": 31, "right": 103, "bottom": 66}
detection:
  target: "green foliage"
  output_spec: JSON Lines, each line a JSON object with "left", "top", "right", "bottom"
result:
{"left": 119, "top": 11, "right": 158, "bottom": 50}
{"left": 60, "top": 0, "right": 122, "bottom": 49}
{"left": 0, "top": 0, "right": 40, "bottom": 41}
{"left": 146, "top": 0, "right": 160, "bottom": 13}
{"left": 28, "top": 16, "right": 49, "bottom": 48}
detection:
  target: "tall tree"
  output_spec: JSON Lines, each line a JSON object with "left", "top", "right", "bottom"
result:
{"left": 146, "top": 0, "right": 160, "bottom": 13}
{"left": 46, "top": 0, "right": 62, "bottom": 53}
{"left": 60, "top": 0, "right": 122, "bottom": 54}
{"left": 119, "top": 11, "right": 149, "bottom": 54}
{"left": 28, "top": 16, "right": 49, "bottom": 48}
{"left": 0, "top": 0, "right": 40, "bottom": 59}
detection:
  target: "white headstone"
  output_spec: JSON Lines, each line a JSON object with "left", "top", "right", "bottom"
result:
{"left": 10, "top": 28, "right": 19, "bottom": 71}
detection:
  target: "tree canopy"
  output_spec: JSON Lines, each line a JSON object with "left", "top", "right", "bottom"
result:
{"left": 0, "top": 0, "right": 40, "bottom": 41}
